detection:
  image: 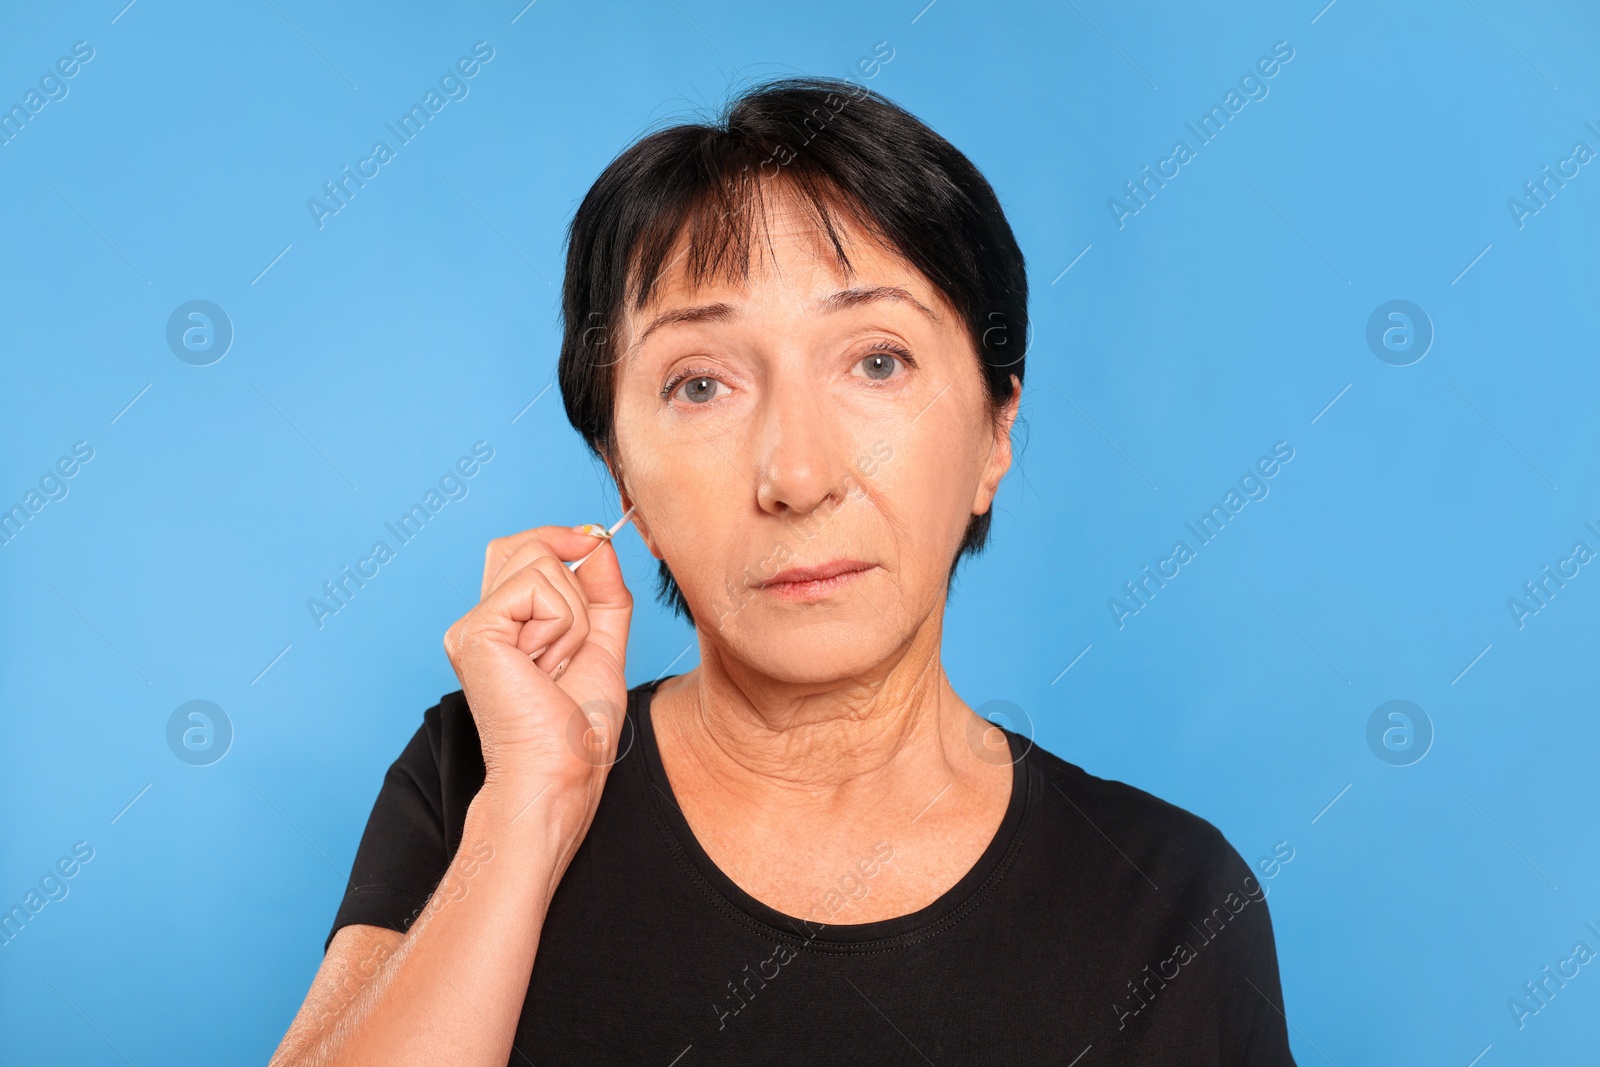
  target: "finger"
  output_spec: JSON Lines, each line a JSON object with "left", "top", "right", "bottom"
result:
{"left": 481, "top": 526, "right": 612, "bottom": 601}
{"left": 484, "top": 532, "right": 557, "bottom": 602}
{"left": 487, "top": 536, "right": 595, "bottom": 616}
{"left": 487, "top": 545, "right": 592, "bottom": 675}
{"left": 472, "top": 564, "right": 575, "bottom": 664}
{"left": 563, "top": 534, "right": 633, "bottom": 671}
{"left": 524, "top": 555, "right": 592, "bottom": 675}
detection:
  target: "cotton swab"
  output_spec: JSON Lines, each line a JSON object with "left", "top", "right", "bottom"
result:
{"left": 567, "top": 505, "right": 636, "bottom": 571}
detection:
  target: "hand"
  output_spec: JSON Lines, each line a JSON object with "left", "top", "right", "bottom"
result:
{"left": 442, "top": 524, "right": 633, "bottom": 810}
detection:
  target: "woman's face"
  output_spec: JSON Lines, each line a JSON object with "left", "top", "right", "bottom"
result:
{"left": 611, "top": 192, "right": 1018, "bottom": 684}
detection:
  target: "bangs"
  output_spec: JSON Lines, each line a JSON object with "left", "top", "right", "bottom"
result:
{"left": 625, "top": 155, "right": 880, "bottom": 313}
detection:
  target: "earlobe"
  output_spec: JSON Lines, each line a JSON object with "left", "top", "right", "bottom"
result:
{"left": 609, "top": 468, "right": 665, "bottom": 560}
{"left": 633, "top": 511, "right": 665, "bottom": 560}
{"left": 617, "top": 495, "right": 661, "bottom": 560}
{"left": 972, "top": 375, "right": 1020, "bottom": 516}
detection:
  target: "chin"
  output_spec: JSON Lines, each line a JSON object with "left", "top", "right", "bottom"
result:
{"left": 708, "top": 604, "right": 907, "bottom": 685}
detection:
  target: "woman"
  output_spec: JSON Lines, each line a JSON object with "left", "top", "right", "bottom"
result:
{"left": 271, "top": 77, "right": 1297, "bottom": 1065}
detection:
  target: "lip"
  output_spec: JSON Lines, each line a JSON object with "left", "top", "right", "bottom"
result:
{"left": 760, "top": 559, "right": 877, "bottom": 601}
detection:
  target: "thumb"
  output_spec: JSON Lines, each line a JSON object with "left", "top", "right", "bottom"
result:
{"left": 570, "top": 535, "right": 632, "bottom": 666}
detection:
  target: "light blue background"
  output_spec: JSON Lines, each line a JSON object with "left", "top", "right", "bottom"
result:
{"left": 2, "top": 1, "right": 1596, "bottom": 1063}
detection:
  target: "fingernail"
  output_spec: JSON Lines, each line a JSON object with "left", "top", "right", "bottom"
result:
{"left": 530, "top": 645, "right": 549, "bottom": 660}
{"left": 553, "top": 659, "right": 570, "bottom": 679}
{"left": 574, "top": 523, "right": 611, "bottom": 539}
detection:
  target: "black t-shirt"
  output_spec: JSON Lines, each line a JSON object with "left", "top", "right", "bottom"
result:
{"left": 329, "top": 677, "right": 1298, "bottom": 1065}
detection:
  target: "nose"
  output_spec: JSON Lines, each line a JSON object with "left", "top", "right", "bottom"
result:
{"left": 753, "top": 374, "right": 852, "bottom": 518}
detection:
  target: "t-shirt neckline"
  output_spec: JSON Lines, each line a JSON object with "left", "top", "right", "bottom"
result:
{"left": 630, "top": 675, "right": 1034, "bottom": 952}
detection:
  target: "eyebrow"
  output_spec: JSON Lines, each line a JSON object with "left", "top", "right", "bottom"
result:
{"left": 819, "top": 285, "right": 941, "bottom": 324}
{"left": 629, "top": 302, "right": 738, "bottom": 356}
{"left": 626, "top": 285, "right": 940, "bottom": 364}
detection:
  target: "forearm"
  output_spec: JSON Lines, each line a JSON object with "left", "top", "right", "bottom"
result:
{"left": 281, "top": 779, "right": 592, "bottom": 1067}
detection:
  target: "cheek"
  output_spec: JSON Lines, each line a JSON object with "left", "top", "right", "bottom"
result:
{"left": 618, "top": 425, "right": 742, "bottom": 567}
{"left": 876, "top": 411, "right": 984, "bottom": 555}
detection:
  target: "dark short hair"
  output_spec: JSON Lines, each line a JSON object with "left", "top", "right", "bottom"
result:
{"left": 556, "top": 75, "right": 1028, "bottom": 623}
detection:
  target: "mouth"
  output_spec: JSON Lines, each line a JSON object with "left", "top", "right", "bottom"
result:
{"left": 759, "top": 559, "right": 877, "bottom": 602}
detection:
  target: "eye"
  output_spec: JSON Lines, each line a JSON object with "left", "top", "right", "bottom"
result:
{"left": 663, "top": 371, "right": 725, "bottom": 405}
{"left": 855, "top": 344, "right": 913, "bottom": 382}
{"left": 679, "top": 376, "right": 721, "bottom": 403}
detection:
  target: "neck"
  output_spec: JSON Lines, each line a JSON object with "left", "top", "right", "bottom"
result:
{"left": 646, "top": 607, "right": 1017, "bottom": 923}
{"left": 652, "top": 609, "right": 982, "bottom": 813}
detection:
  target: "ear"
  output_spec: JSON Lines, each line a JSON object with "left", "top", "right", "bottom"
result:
{"left": 971, "top": 374, "right": 1020, "bottom": 517}
{"left": 603, "top": 449, "right": 664, "bottom": 560}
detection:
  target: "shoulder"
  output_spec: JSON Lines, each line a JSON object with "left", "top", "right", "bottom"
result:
{"left": 402, "top": 682, "right": 658, "bottom": 791}
{"left": 421, "top": 688, "right": 480, "bottom": 754}
{"left": 390, "top": 689, "right": 485, "bottom": 801}
{"left": 1022, "top": 737, "right": 1257, "bottom": 900}
{"left": 1019, "top": 741, "right": 1295, "bottom": 1059}
{"left": 420, "top": 681, "right": 661, "bottom": 743}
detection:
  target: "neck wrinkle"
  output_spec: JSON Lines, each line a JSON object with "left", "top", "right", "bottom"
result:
{"left": 664, "top": 612, "right": 959, "bottom": 803}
